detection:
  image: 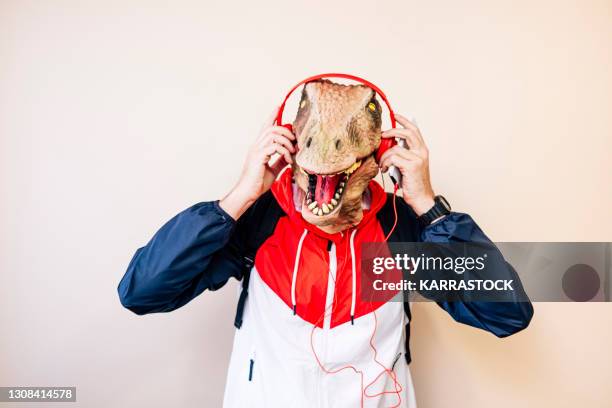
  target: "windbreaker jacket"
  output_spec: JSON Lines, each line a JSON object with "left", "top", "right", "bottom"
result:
{"left": 118, "top": 169, "right": 533, "bottom": 408}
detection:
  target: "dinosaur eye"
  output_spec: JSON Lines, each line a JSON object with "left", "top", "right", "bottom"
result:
{"left": 367, "top": 102, "right": 377, "bottom": 112}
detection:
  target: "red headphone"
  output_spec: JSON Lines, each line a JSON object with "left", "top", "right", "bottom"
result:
{"left": 275, "top": 73, "right": 398, "bottom": 163}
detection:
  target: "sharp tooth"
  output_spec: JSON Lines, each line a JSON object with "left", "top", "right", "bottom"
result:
{"left": 313, "top": 207, "right": 319, "bottom": 215}
{"left": 308, "top": 201, "right": 317, "bottom": 210}
{"left": 338, "top": 187, "right": 343, "bottom": 194}
{"left": 345, "top": 160, "right": 362, "bottom": 174}
{"left": 322, "top": 204, "right": 330, "bottom": 214}
{"left": 334, "top": 193, "right": 340, "bottom": 199}
{"left": 339, "top": 181, "right": 345, "bottom": 187}
{"left": 331, "top": 198, "right": 338, "bottom": 206}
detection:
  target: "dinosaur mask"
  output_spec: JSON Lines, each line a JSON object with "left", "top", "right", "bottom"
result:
{"left": 289, "top": 79, "right": 384, "bottom": 232}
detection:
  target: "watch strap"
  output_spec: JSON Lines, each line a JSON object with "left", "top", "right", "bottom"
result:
{"left": 417, "top": 196, "right": 451, "bottom": 227}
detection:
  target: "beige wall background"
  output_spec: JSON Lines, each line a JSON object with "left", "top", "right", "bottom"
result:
{"left": 1, "top": 0, "right": 611, "bottom": 407}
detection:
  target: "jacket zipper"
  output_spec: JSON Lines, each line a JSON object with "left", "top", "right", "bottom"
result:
{"left": 323, "top": 243, "right": 337, "bottom": 330}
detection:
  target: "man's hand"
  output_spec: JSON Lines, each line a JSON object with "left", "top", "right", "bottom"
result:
{"left": 220, "top": 107, "right": 295, "bottom": 220}
{"left": 379, "top": 114, "right": 435, "bottom": 216}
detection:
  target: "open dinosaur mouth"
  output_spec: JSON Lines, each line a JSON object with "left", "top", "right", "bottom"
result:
{"left": 304, "top": 160, "right": 362, "bottom": 216}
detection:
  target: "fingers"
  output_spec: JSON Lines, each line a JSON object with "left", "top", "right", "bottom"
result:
{"left": 253, "top": 118, "right": 296, "bottom": 166}
{"left": 262, "top": 143, "right": 293, "bottom": 165}
{"left": 269, "top": 133, "right": 295, "bottom": 153}
{"left": 261, "top": 127, "right": 296, "bottom": 153}
{"left": 379, "top": 147, "right": 421, "bottom": 168}
{"left": 394, "top": 113, "right": 418, "bottom": 132}
{"left": 380, "top": 154, "right": 412, "bottom": 174}
{"left": 381, "top": 128, "right": 422, "bottom": 151}
{"left": 258, "top": 124, "right": 295, "bottom": 144}
{"left": 381, "top": 129, "right": 429, "bottom": 160}
{"left": 266, "top": 125, "right": 295, "bottom": 141}
{"left": 383, "top": 113, "right": 428, "bottom": 156}
{"left": 379, "top": 146, "right": 423, "bottom": 172}
{"left": 395, "top": 113, "right": 426, "bottom": 146}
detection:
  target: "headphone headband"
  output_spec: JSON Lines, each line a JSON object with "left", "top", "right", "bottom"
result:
{"left": 275, "top": 73, "right": 397, "bottom": 129}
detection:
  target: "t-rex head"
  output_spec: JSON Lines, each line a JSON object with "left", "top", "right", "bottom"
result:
{"left": 291, "top": 80, "right": 383, "bottom": 232}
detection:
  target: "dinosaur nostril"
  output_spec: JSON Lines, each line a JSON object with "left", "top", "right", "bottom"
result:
{"left": 335, "top": 139, "right": 341, "bottom": 150}
{"left": 306, "top": 137, "right": 313, "bottom": 148}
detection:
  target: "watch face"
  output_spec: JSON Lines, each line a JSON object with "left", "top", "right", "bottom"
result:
{"left": 436, "top": 195, "right": 451, "bottom": 211}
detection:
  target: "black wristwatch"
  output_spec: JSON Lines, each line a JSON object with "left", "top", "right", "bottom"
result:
{"left": 417, "top": 195, "right": 451, "bottom": 227}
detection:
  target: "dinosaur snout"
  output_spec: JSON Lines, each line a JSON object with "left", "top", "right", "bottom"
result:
{"left": 302, "top": 135, "right": 342, "bottom": 151}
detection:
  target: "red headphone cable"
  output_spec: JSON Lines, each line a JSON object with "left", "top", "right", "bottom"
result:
{"left": 309, "top": 182, "right": 403, "bottom": 408}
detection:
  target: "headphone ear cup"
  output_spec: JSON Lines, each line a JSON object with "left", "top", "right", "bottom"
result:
{"left": 375, "top": 138, "right": 397, "bottom": 163}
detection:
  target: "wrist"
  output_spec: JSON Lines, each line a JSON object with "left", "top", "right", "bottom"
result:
{"left": 409, "top": 195, "right": 435, "bottom": 216}
{"left": 219, "top": 185, "right": 258, "bottom": 220}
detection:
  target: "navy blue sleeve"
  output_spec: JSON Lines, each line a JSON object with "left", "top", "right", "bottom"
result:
{"left": 421, "top": 213, "right": 534, "bottom": 337}
{"left": 118, "top": 201, "right": 246, "bottom": 315}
